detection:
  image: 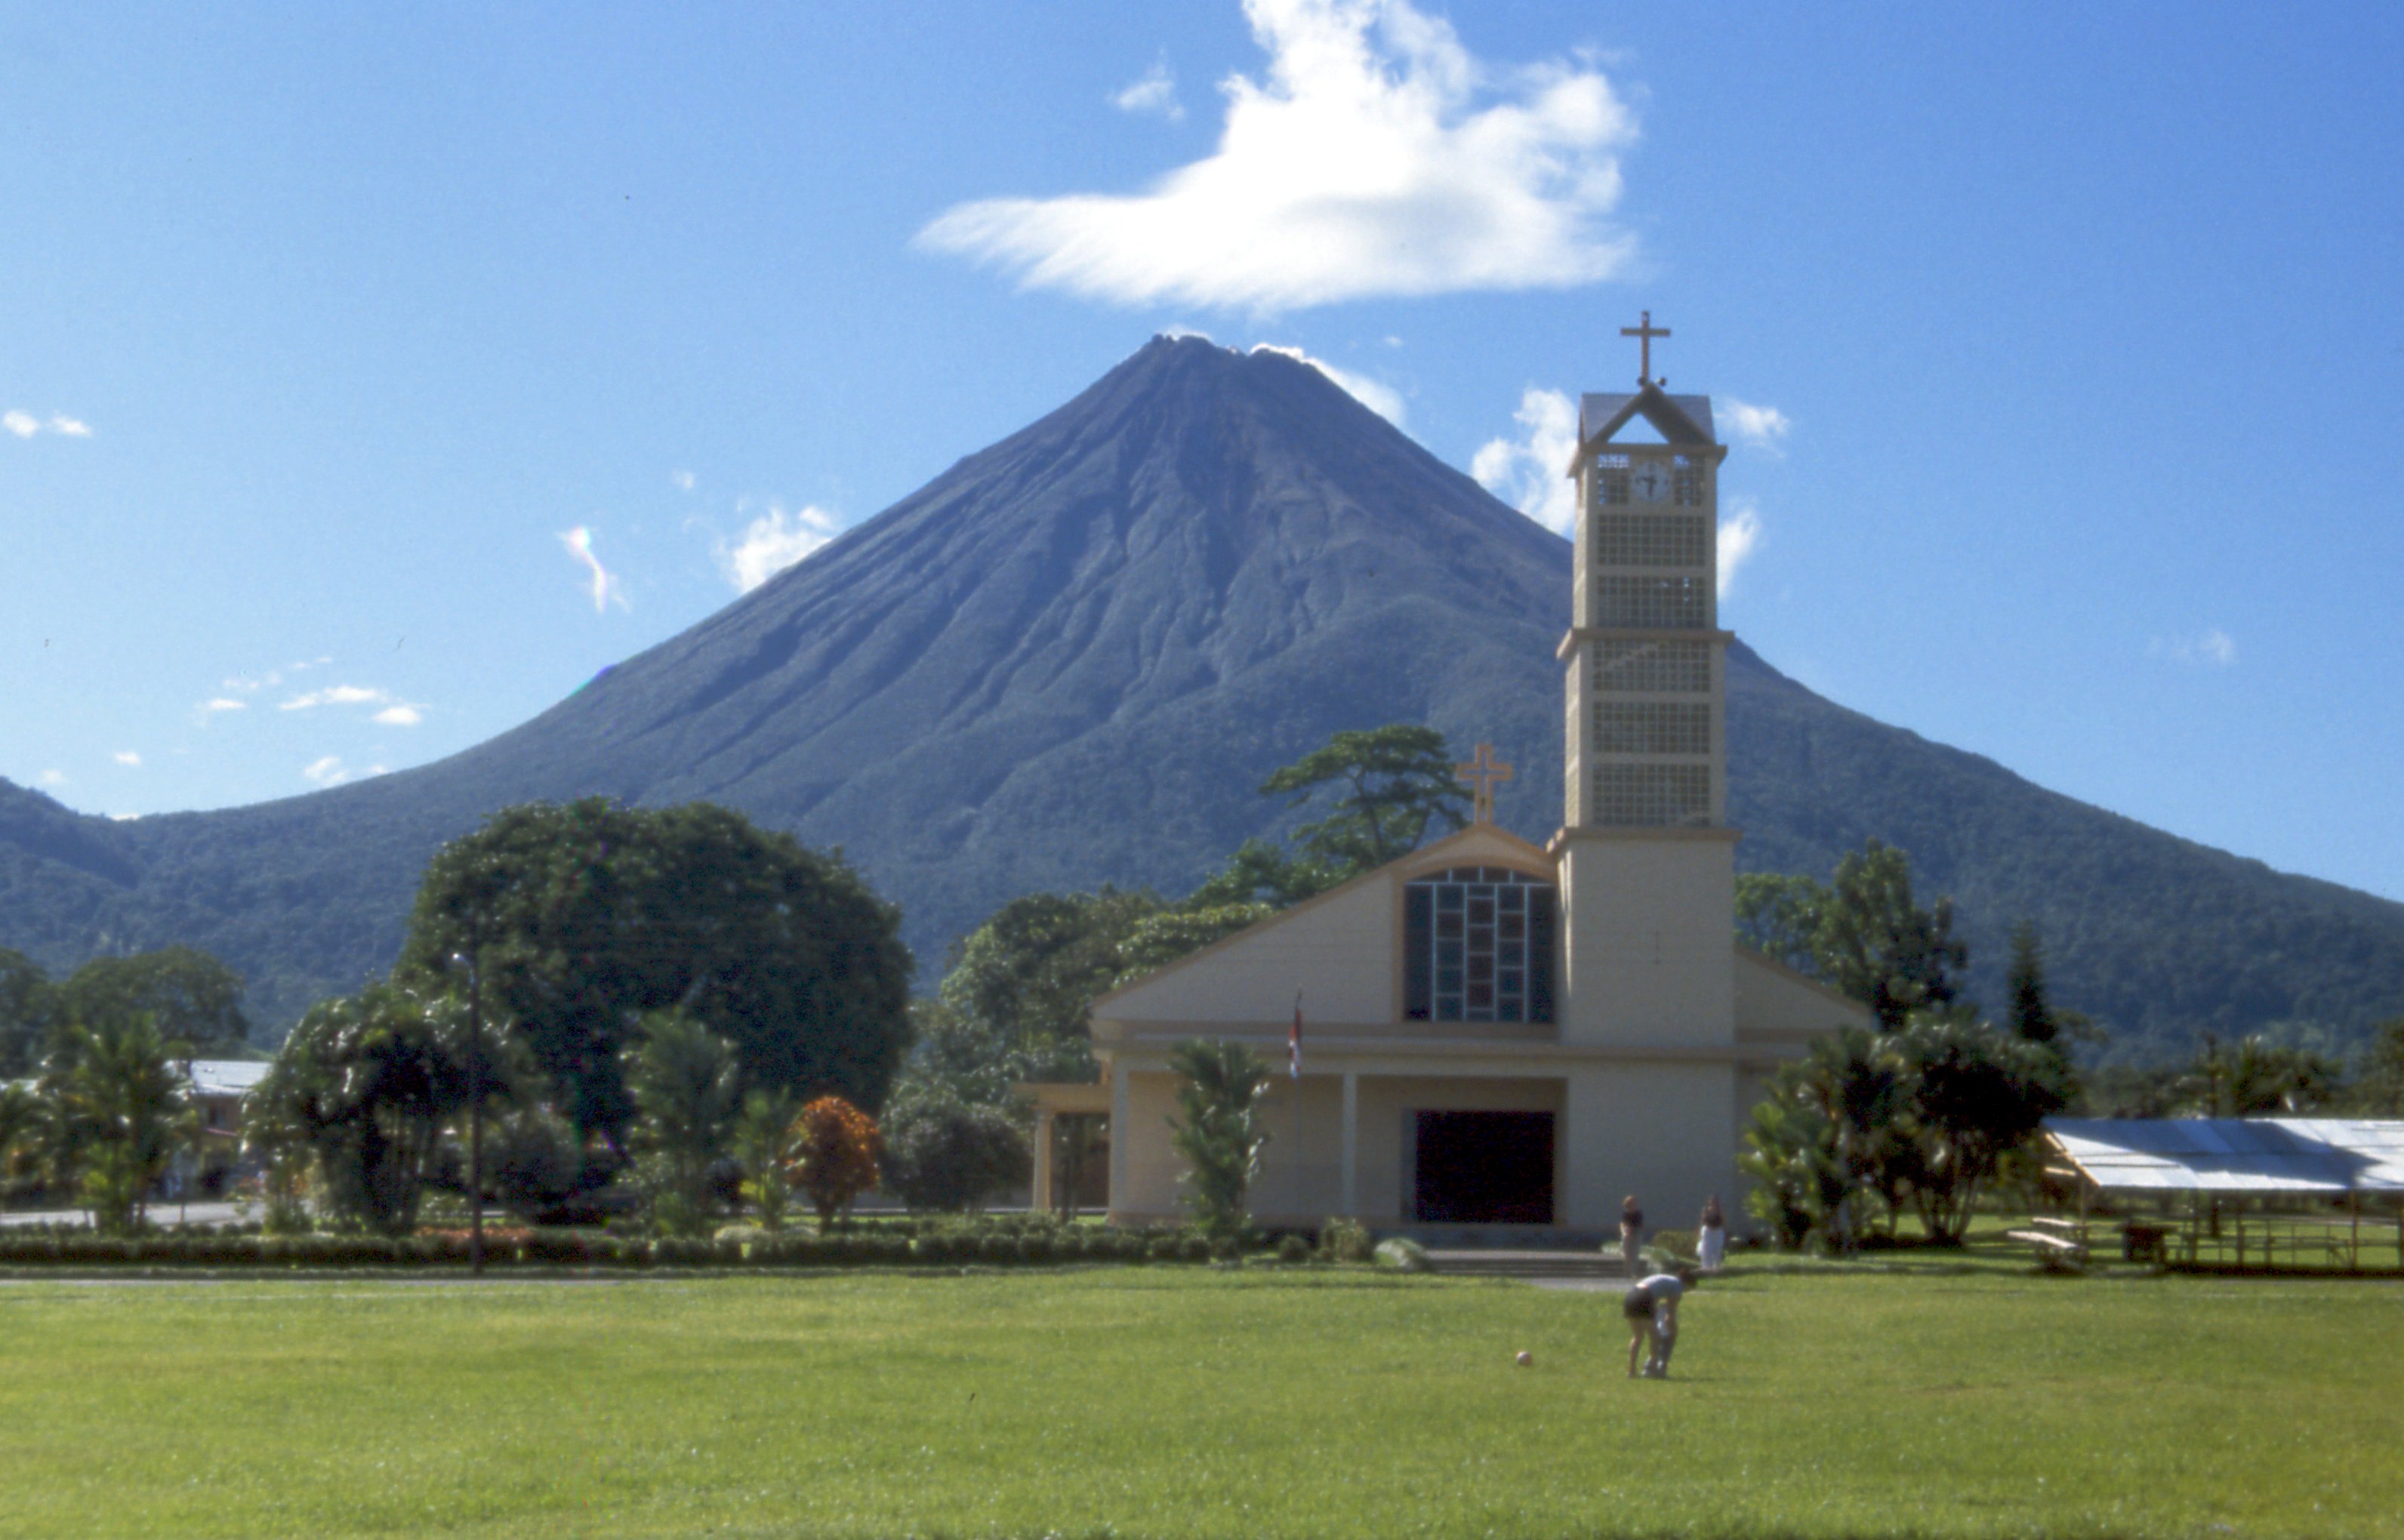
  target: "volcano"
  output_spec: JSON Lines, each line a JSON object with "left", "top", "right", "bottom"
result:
{"left": 6, "top": 337, "right": 2402, "bottom": 1054}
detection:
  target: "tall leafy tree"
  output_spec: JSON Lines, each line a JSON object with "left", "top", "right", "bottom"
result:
{"left": 1167, "top": 1038, "right": 1273, "bottom": 1242}
{"left": 1734, "top": 873, "right": 1832, "bottom": 976}
{"left": 1899, "top": 1017, "right": 2070, "bottom": 1242}
{"left": 251, "top": 984, "right": 482, "bottom": 1233}
{"left": 623, "top": 1008, "right": 743, "bottom": 1235}
{"left": 1255, "top": 725, "right": 1470, "bottom": 880}
{"left": 1814, "top": 840, "right": 1968, "bottom": 1032}
{"left": 936, "top": 887, "right": 1160, "bottom": 1081}
{"left": 0, "top": 947, "right": 55, "bottom": 1078}
{"left": 57, "top": 947, "right": 251, "bottom": 1058}
{"left": 396, "top": 799, "right": 914, "bottom": 1148}
{"left": 2178, "top": 1033, "right": 2340, "bottom": 1116}
{"left": 2355, "top": 1019, "right": 2404, "bottom": 1116}
{"left": 41, "top": 1012, "right": 197, "bottom": 1234}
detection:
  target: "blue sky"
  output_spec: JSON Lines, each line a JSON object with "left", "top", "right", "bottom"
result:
{"left": 5, "top": 2, "right": 2400, "bottom": 903}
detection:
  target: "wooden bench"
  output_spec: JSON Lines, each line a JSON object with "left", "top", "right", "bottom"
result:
{"left": 2005, "top": 1223, "right": 2089, "bottom": 1271}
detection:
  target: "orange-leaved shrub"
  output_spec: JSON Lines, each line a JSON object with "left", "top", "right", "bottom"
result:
{"left": 786, "top": 1096, "right": 883, "bottom": 1232}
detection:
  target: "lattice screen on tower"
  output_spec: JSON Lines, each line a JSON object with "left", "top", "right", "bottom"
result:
{"left": 1592, "top": 454, "right": 1630, "bottom": 507}
{"left": 1590, "top": 640, "right": 1712, "bottom": 694}
{"left": 1594, "top": 575, "right": 1709, "bottom": 629}
{"left": 1591, "top": 763, "right": 1712, "bottom": 827}
{"left": 1592, "top": 513, "right": 1709, "bottom": 568}
{"left": 1672, "top": 459, "right": 1706, "bottom": 507}
{"left": 1593, "top": 701, "right": 1712, "bottom": 756}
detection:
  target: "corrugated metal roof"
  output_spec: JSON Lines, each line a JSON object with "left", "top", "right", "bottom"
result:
{"left": 184, "top": 1059, "right": 271, "bottom": 1099}
{"left": 2047, "top": 1117, "right": 2404, "bottom": 1194}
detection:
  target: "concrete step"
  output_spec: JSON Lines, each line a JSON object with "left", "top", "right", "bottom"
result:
{"left": 1423, "top": 1249, "right": 1628, "bottom": 1279}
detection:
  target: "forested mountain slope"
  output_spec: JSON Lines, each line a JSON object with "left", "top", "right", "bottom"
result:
{"left": 5, "top": 337, "right": 2399, "bottom": 1054}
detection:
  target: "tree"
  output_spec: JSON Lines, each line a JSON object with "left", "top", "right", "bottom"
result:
{"left": 2004, "top": 922, "right": 2059, "bottom": 1047}
{"left": 0, "top": 1081, "right": 49, "bottom": 1202}
{"left": 1734, "top": 873, "right": 1832, "bottom": 977}
{"left": 395, "top": 799, "right": 914, "bottom": 1150}
{"left": 251, "top": 984, "right": 480, "bottom": 1234}
{"left": 936, "top": 888, "right": 1160, "bottom": 1080}
{"left": 1898, "top": 1016, "right": 2069, "bottom": 1243}
{"left": 880, "top": 1088, "right": 1028, "bottom": 1213}
{"left": 1253, "top": 725, "right": 1469, "bottom": 882}
{"left": 2178, "top": 1033, "right": 2341, "bottom": 1116}
{"left": 730, "top": 1088, "right": 800, "bottom": 1230}
{"left": 41, "top": 1012, "right": 197, "bottom": 1234}
{"left": 57, "top": 947, "right": 251, "bottom": 1058}
{"left": 1815, "top": 841, "right": 1968, "bottom": 1032}
{"left": 0, "top": 948, "right": 57, "bottom": 1078}
{"left": 1182, "top": 839, "right": 1345, "bottom": 910}
{"left": 788, "top": 1095, "right": 883, "bottom": 1232}
{"left": 623, "top": 1009, "right": 743, "bottom": 1236}
{"left": 1167, "top": 1039, "right": 1273, "bottom": 1242}
{"left": 1114, "top": 902, "right": 1278, "bottom": 981}
{"left": 2355, "top": 1019, "right": 2404, "bottom": 1116}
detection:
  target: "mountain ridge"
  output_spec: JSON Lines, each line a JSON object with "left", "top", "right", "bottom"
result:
{"left": 6, "top": 337, "right": 2401, "bottom": 1054}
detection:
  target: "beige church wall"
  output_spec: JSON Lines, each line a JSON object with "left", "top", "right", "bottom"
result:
{"left": 1114, "top": 1070, "right": 1186, "bottom": 1221}
{"left": 1559, "top": 1061, "right": 1740, "bottom": 1232}
{"left": 1556, "top": 835, "right": 1736, "bottom": 1048}
{"left": 1734, "top": 950, "right": 1869, "bottom": 1040}
{"left": 1250, "top": 1074, "right": 1346, "bottom": 1224}
{"left": 1352, "top": 1075, "right": 1565, "bottom": 1225}
{"left": 1099, "top": 874, "right": 1399, "bottom": 1027}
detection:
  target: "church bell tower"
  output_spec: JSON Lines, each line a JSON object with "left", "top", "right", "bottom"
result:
{"left": 1552, "top": 314, "right": 1737, "bottom": 1047}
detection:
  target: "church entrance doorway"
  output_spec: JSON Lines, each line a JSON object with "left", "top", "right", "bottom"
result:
{"left": 1411, "top": 1111, "right": 1554, "bottom": 1224}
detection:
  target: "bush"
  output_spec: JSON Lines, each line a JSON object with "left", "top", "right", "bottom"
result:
{"left": 1275, "top": 1233, "right": 1311, "bottom": 1264}
{"left": 880, "top": 1092, "right": 1029, "bottom": 1213}
{"left": 1318, "top": 1217, "right": 1373, "bottom": 1264}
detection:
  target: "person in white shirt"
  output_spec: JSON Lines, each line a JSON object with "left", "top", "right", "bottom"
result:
{"left": 1697, "top": 1194, "right": 1727, "bottom": 1273}
{"left": 1623, "top": 1267, "right": 1696, "bottom": 1378}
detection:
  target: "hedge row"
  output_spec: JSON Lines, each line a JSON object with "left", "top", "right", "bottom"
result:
{"left": 0, "top": 1227, "right": 1241, "bottom": 1270}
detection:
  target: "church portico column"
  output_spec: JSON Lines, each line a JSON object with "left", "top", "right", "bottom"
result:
{"left": 1340, "top": 1071, "right": 1359, "bottom": 1218}
{"left": 1031, "top": 1108, "right": 1055, "bottom": 1216}
{"left": 1107, "top": 1062, "right": 1130, "bottom": 1221}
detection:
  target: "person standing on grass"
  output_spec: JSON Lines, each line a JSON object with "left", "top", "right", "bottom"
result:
{"left": 1623, "top": 1266, "right": 1697, "bottom": 1379}
{"left": 1618, "top": 1194, "right": 1644, "bottom": 1278}
{"left": 1697, "top": 1194, "right": 1727, "bottom": 1273}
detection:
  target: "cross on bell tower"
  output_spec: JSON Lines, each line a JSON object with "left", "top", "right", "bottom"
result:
{"left": 1620, "top": 310, "right": 1670, "bottom": 386}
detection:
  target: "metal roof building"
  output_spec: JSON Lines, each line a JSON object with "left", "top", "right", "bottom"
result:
{"left": 2045, "top": 1118, "right": 2404, "bottom": 1195}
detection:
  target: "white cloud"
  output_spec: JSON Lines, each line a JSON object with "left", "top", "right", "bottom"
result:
{"left": 1721, "top": 398, "right": 1791, "bottom": 454}
{"left": 301, "top": 755, "right": 350, "bottom": 787}
{"left": 280, "top": 684, "right": 384, "bottom": 711}
{"left": 109, "top": 812, "right": 139, "bottom": 822}
{"left": 1718, "top": 498, "right": 1763, "bottom": 599}
{"left": 38, "top": 768, "right": 65, "bottom": 787}
{"left": 717, "top": 503, "right": 843, "bottom": 594}
{"left": 371, "top": 704, "right": 423, "bottom": 727}
{"left": 112, "top": 750, "right": 140, "bottom": 767}
{"left": 200, "top": 698, "right": 246, "bottom": 713}
{"left": 918, "top": 0, "right": 1639, "bottom": 312}
{"left": 1249, "top": 344, "right": 1405, "bottom": 424}
{"left": 671, "top": 470, "right": 697, "bottom": 491}
{"left": 2152, "top": 629, "right": 2238, "bottom": 667}
{"left": 4, "top": 410, "right": 94, "bottom": 439}
{"left": 1113, "top": 59, "right": 1185, "bottom": 122}
{"left": 559, "top": 526, "right": 629, "bottom": 612}
{"left": 1469, "top": 387, "right": 1580, "bottom": 534}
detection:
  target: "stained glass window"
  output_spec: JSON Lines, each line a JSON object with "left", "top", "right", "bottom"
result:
{"left": 1404, "top": 866, "right": 1556, "bottom": 1024}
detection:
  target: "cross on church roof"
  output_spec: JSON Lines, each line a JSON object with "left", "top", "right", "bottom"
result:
{"left": 1454, "top": 742, "right": 1514, "bottom": 825}
{"left": 1620, "top": 310, "right": 1670, "bottom": 385}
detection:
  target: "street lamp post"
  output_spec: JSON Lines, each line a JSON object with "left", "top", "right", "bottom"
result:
{"left": 449, "top": 950, "right": 485, "bottom": 1277}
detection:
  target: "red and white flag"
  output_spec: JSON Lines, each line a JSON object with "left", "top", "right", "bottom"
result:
{"left": 1289, "top": 991, "right": 1303, "bottom": 1079}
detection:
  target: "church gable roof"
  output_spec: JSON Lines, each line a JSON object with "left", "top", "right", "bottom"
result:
{"left": 1092, "top": 823, "right": 1555, "bottom": 1024}
{"left": 1579, "top": 386, "right": 1715, "bottom": 448}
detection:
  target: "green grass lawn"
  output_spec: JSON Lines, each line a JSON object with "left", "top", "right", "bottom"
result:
{"left": 1, "top": 1255, "right": 2398, "bottom": 1538}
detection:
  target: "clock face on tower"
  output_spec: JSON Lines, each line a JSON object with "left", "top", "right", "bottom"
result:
{"left": 1629, "top": 460, "right": 1671, "bottom": 503}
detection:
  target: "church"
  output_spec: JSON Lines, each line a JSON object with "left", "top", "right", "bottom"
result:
{"left": 1028, "top": 322, "right": 1868, "bottom": 1237}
